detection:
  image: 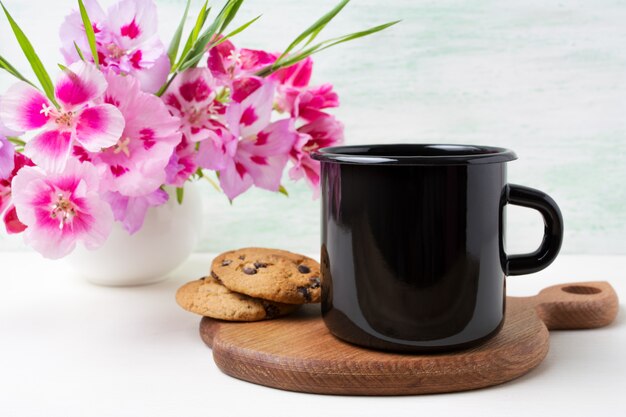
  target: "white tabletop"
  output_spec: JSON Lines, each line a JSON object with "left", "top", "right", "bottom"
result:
{"left": 0, "top": 252, "right": 624, "bottom": 416}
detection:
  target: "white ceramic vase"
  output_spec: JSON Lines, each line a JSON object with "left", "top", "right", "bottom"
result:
{"left": 66, "top": 185, "right": 203, "bottom": 286}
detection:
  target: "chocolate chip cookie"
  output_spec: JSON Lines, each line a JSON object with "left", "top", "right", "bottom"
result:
{"left": 211, "top": 248, "right": 321, "bottom": 304}
{"left": 176, "top": 275, "right": 300, "bottom": 321}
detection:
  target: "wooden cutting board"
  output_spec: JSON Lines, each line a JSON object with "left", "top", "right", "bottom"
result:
{"left": 199, "top": 281, "right": 618, "bottom": 395}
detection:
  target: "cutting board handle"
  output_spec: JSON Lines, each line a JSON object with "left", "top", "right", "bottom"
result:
{"left": 528, "top": 281, "right": 619, "bottom": 330}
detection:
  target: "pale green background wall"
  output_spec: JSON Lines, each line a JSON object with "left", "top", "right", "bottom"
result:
{"left": 1, "top": 0, "right": 624, "bottom": 255}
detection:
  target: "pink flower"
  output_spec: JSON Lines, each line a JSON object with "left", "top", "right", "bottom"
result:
{"left": 165, "top": 134, "right": 198, "bottom": 187}
{"left": 60, "top": 0, "right": 170, "bottom": 93}
{"left": 0, "top": 136, "right": 14, "bottom": 180}
{"left": 207, "top": 39, "right": 276, "bottom": 84}
{"left": 0, "top": 62, "right": 125, "bottom": 173}
{"left": 217, "top": 78, "right": 298, "bottom": 200}
{"left": 104, "top": 188, "right": 168, "bottom": 233}
{"left": 271, "top": 57, "right": 313, "bottom": 88}
{"left": 0, "top": 153, "right": 34, "bottom": 234}
{"left": 75, "top": 71, "right": 180, "bottom": 197}
{"left": 277, "top": 83, "right": 339, "bottom": 121}
{"left": 289, "top": 114, "right": 344, "bottom": 197}
{"left": 11, "top": 159, "right": 114, "bottom": 259}
{"left": 162, "top": 68, "right": 225, "bottom": 143}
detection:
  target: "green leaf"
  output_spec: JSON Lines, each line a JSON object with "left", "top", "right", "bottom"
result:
{"left": 74, "top": 41, "right": 85, "bottom": 62}
{"left": 0, "top": 1, "right": 57, "bottom": 105}
{"left": 176, "top": 187, "right": 185, "bottom": 204}
{"left": 278, "top": 185, "right": 289, "bottom": 197}
{"left": 77, "top": 0, "right": 99, "bottom": 68}
{"left": 0, "top": 54, "right": 36, "bottom": 86}
{"left": 258, "top": 20, "right": 400, "bottom": 77}
{"left": 217, "top": 0, "right": 244, "bottom": 35}
{"left": 175, "top": 1, "right": 210, "bottom": 72}
{"left": 210, "top": 14, "right": 261, "bottom": 48}
{"left": 167, "top": 0, "right": 191, "bottom": 65}
{"left": 277, "top": 0, "right": 349, "bottom": 62}
{"left": 178, "top": 0, "right": 244, "bottom": 70}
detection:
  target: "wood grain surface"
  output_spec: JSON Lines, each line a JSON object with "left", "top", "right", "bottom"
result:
{"left": 199, "top": 281, "right": 618, "bottom": 395}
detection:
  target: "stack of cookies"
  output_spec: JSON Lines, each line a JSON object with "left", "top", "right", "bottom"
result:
{"left": 176, "top": 248, "right": 321, "bottom": 321}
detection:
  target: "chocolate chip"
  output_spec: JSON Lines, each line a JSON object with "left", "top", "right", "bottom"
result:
{"left": 238, "top": 255, "right": 246, "bottom": 260}
{"left": 297, "top": 265, "right": 310, "bottom": 274}
{"left": 199, "top": 276, "right": 206, "bottom": 281}
{"left": 254, "top": 261, "right": 267, "bottom": 268}
{"left": 211, "top": 271, "right": 222, "bottom": 282}
{"left": 263, "top": 302, "right": 280, "bottom": 319}
{"left": 297, "top": 286, "right": 312, "bottom": 302}
{"left": 309, "top": 277, "right": 321, "bottom": 288}
{"left": 221, "top": 259, "right": 232, "bottom": 266}
{"left": 243, "top": 266, "right": 257, "bottom": 275}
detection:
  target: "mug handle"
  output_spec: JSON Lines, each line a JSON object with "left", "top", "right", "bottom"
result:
{"left": 502, "top": 184, "right": 564, "bottom": 276}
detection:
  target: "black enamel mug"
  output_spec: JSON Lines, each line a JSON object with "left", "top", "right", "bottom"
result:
{"left": 311, "top": 144, "right": 563, "bottom": 352}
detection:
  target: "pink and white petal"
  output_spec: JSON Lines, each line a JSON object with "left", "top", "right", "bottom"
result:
{"left": 240, "top": 151, "right": 288, "bottom": 192}
{"left": 207, "top": 39, "right": 235, "bottom": 81}
{"left": 239, "top": 48, "right": 277, "bottom": 72}
{"left": 3, "top": 205, "right": 27, "bottom": 234}
{"left": 0, "top": 136, "right": 15, "bottom": 180}
{"left": 245, "top": 118, "right": 299, "bottom": 156}
{"left": 196, "top": 130, "right": 237, "bottom": 171}
{"left": 219, "top": 158, "right": 254, "bottom": 201}
{"left": 23, "top": 223, "right": 78, "bottom": 259}
{"left": 106, "top": 0, "right": 158, "bottom": 48}
{"left": 24, "top": 130, "right": 73, "bottom": 173}
{"left": 289, "top": 154, "right": 321, "bottom": 198}
{"left": 79, "top": 195, "right": 114, "bottom": 249}
{"left": 10, "top": 165, "right": 49, "bottom": 226}
{"left": 230, "top": 77, "right": 263, "bottom": 103}
{"left": 104, "top": 189, "right": 166, "bottom": 234}
{"left": 107, "top": 159, "right": 167, "bottom": 196}
{"left": 298, "top": 114, "right": 344, "bottom": 149}
{"left": 131, "top": 51, "right": 170, "bottom": 93}
{"left": 0, "top": 116, "right": 24, "bottom": 137}
{"left": 231, "top": 79, "right": 275, "bottom": 138}
{"left": 102, "top": 69, "right": 140, "bottom": 113}
{"left": 75, "top": 104, "right": 125, "bottom": 151}
{"left": 0, "top": 82, "right": 51, "bottom": 131}
{"left": 59, "top": 0, "right": 106, "bottom": 64}
{"left": 271, "top": 57, "right": 312, "bottom": 87}
{"left": 55, "top": 62, "right": 107, "bottom": 108}
{"left": 67, "top": 158, "right": 102, "bottom": 194}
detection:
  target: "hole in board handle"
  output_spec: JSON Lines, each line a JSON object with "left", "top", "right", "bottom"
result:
{"left": 561, "top": 285, "right": 602, "bottom": 295}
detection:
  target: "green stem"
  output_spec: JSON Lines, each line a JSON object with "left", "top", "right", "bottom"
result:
{"left": 7, "top": 136, "right": 25, "bottom": 146}
{"left": 156, "top": 73, "right": 177, "bottom": 97}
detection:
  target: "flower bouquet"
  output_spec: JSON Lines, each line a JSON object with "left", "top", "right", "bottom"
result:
{"left": 0, "top": 0, "right": 396, "bottom": 260}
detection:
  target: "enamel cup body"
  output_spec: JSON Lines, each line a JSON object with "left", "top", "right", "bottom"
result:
{"left": 312, "top": 144, "right": 563, "bottom": 352}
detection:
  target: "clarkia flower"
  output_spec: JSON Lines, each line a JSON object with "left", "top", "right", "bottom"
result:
{"left": 165, "top": 134, "right": 198, "bottom": 187}
{"left": 0, "top": 62, "right": 125, "bottom": 173}
{"left": 104, "top": 188, "right": 168, "bottom": 234}
{"left": 162, "top": 68, "right": 225, "bottom": 143}
{"left": 75, "top": 71, "right": 180, "bottom": 197}
{"left": 60, "top": 0, "right": 170, "bottom": 93}
{"left": 0, "top": 136, "right": 14, "bottom": 180}
{"left": 217, "top": 78, "right": 298, "bottom": 200}
{"left": 271, "top": 57, "right": 313, "bottom": 88}
{"left": 290, "top": 114, "right": 344, "bottom": 197}
{"left": 0, "top": 153, "right": 34, "bottom": 234}
{"left": 277, "top": 83, "right": 339, "bottom": 121}
{"left": 207, "top": 38, "right": 277, "bottom": 84}
{"left": 11, "top": 159, "right": 114, "bottom": 259}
